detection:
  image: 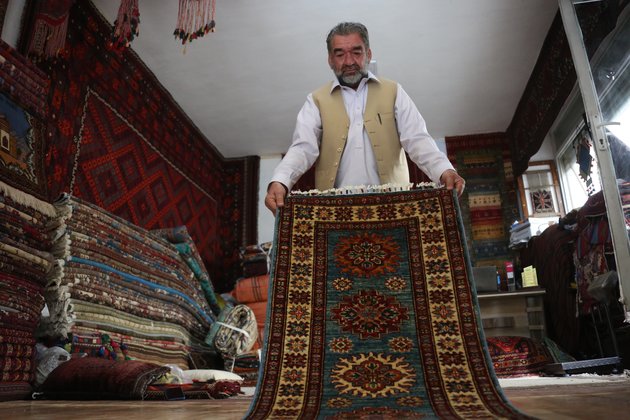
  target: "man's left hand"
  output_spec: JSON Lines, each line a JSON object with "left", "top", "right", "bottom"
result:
{"left": 440, "top": 169, "right": 465, "bottom": 197}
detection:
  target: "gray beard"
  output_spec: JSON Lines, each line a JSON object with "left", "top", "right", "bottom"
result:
{"left": 337, "top": 70, "right": 367, "bottom": 87}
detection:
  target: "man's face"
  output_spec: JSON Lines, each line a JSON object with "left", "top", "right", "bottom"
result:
{"left": 328, "top": 33, "right": 372, "bottom": 88}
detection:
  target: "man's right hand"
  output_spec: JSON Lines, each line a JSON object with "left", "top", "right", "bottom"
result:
{"left": 265, "top": 182, "right": 288, "bottom": 213}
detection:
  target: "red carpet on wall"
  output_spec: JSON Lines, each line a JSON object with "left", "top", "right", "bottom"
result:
{"left": 70, "top": 89, "right": 222, "bottom": 282}
{"left": 0, "top": 39, "right": 49, "bottom": 200}
{"left": 41, "top": 1, "right": 257, "bottom": 289}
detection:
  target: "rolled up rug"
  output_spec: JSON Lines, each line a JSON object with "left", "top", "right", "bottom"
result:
{"left": 205, "top": 304, "right": 258, "bottom": 359}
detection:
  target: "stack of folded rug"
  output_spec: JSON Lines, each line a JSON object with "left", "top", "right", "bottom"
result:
{"left": 0, "top": 181, "right": 56, "bottom": 400}
{"left": 42, "top": 194, "right": 217, "bottom": 368}
{"left": 239, "top": 245, "right": 269, "bottom": 278}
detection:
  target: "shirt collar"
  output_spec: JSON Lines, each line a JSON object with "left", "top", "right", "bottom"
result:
{"left": 330, "top": 71, "right": 380, "bottom": 93}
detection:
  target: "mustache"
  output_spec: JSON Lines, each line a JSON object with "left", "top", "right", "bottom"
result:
{"left": 342, "top": 64, "right": 361, "bottom": 72}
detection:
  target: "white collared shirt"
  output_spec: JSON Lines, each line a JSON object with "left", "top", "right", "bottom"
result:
{"left": 272, "top": 72, "right": 454, "bottom": 190}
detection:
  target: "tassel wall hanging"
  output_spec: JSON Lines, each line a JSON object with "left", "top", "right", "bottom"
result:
{"left": 174, "top": 0, "right": 216, "bottom": 46}
{"left": 26, "top": 0, "right": 75, "bottom": 61}
{"left": 108, "top": 0, "right": 140, "bottom": 52}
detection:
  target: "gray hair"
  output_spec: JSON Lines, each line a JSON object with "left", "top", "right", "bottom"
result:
{"left": 326, "top": 22, "right": 370, "bottom": 53}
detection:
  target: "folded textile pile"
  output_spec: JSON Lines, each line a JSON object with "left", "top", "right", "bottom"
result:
{"left": 42, "top": 194, "right": 217, "bottom": 368}
{"left": 146, "top": 368, "right": 244, "bottom": 400}
{"left": 239, "top": 244, "right": 269, "bottom": 278}
{"left": 151, "top": 226, "right": 223, "bottom": 317}
{"left": 510, "top": 216, "right": 559, "bottom": 249}
{"left": 0, "top": 181, "right": 56, "bottom": 400}
{"left": 145, "top": 381, "right": 242, "bottom": 400}
{"left": 225, "top": 350, "right": 260, "bottom": 387}
{"left": 509, "top": 220, "right": 532, "bottom": 248}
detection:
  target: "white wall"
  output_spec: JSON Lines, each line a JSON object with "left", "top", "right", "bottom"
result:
{"left": 529, "top": 134, "right": 555, "bottom": 162}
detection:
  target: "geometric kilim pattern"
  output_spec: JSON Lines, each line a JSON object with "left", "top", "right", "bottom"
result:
{"left": 44, "top": 2, "right": 257, "bottom": 289}
{"left": 72, "top": 90, "right": 219, "bottom": 273}
{"left": 446, "top": 133, "right": 517, "bottom": 273}
{"left": 531, "top": 190, "right": 554, "bottom": 214}
{"left": 246, "top": 188, "right": 533, "bottom": 419}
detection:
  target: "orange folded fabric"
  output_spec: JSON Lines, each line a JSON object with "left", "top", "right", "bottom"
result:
{"left": 232, "top": 274, "right": 270, "bottom": 304}
{"left": 246, "top": 301, "right": 268, "bottom": 330}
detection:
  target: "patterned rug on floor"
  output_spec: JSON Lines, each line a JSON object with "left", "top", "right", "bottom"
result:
{"left": 246, "top": 187, "right": 533, "bottom": 419}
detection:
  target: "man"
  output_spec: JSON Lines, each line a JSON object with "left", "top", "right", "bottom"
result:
{"left": 265, "top": 22, "right": 464, "bottom": 213}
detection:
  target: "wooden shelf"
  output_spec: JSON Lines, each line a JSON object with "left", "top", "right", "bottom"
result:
{"left": 477, "top": 288, "right": 546, "bottom": 339}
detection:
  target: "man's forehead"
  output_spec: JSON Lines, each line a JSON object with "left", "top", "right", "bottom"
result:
{"left": 331, "top": 33, "right": 365, "bottom": 50}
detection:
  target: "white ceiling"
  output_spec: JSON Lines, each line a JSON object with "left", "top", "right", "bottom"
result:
{"left": 91, "top": 0, "right": 559, "bottom": 159}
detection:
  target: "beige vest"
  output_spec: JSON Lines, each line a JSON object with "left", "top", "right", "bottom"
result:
{"left": 311, "top": 79, "right": 409, "bottom": 190}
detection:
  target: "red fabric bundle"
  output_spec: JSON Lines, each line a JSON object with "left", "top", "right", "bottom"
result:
{"left": 486, "top": 336, "right": 553, "bottom": 377}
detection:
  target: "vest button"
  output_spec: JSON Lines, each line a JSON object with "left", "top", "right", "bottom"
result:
{"left": 337, "top": 148, "right": 342, "bottom": 153}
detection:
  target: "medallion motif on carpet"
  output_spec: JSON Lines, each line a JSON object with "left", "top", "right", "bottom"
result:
{"left": 246, "top": 187, "right": 533, "bottom": 419}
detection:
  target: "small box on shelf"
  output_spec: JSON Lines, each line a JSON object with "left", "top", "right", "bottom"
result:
{"left": 522, "top": 265, "right": 539, "bottom": 288}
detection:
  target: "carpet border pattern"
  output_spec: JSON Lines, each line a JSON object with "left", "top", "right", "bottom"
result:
{"left": 247, "top": 188, "right": 532, "bottom": 419}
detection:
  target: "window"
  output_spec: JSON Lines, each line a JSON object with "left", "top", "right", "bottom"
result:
{"left": 608, "top": 98, "right": 630, "bottom": 146}
{"left": 517, "top": 160, "right": 564, "bottom": 218}
{"left": 1, "top": 129, "right": 9, "bottom": 151}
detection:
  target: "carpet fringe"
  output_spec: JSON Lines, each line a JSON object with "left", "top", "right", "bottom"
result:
{"left": 0, "top": 179, "right": 56, "bottom": 217}
{"left": 291, "top": 182, "right": 438, "bottom": 196}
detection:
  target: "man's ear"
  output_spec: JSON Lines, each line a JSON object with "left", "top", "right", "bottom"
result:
{"left": 367, "top": 48, "right": 372, "bottom": 62}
